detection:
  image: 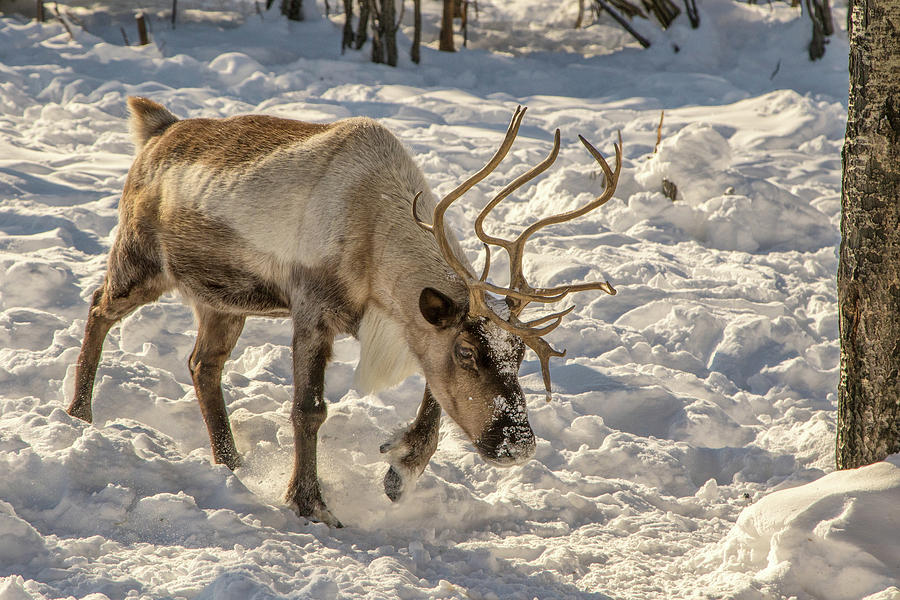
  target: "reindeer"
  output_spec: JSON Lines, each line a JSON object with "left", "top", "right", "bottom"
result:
{"left": 67, "top": 98, "right": 621, "bottom": 527}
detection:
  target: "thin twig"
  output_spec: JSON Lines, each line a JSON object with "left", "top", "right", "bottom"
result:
{"left": 52, "top": 3, "right": 74, "bottom": 40}
{"left": 683, "top": 0, "right": 699, "bottom": 27}
{"left": 654, "top": 109, "right": 664, "bottom": 153}
{"left": 64, "top": 9, "right": 87, "bottom": 31}
{"left": 120, "top": 25, "right": 130, "bottom": 45}
{"left": 594, "top": 0, "right": 651, "bottom": 48}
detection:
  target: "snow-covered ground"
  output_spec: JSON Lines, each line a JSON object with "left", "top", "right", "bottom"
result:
{"left": 0, "top": 0, "right": 897, "bottom": 598}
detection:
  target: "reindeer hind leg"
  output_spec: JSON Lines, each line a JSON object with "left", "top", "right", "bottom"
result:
{"left": 68, "top": 236, "right": 168, "bottom": 423}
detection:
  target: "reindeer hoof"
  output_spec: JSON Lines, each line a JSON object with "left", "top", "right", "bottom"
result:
{"left": 384, "top": 466, "right": 403, "bottom": 502}
{"left": 314, "top": 510, "right": 344, "bottom": 529}
{"left": 305, "top": 506, "right": 343, "bottom": 528}
{"left": 293, "top": 500, "right": 343, "bottom": 528}
{"left": 66, "top": 403, "right": 92, "bottom": 423}
{"left": 218, "top": 451, "right": 242, "bottom": 471}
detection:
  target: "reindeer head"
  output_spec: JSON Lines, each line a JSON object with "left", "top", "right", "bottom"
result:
{"left": 413, "top": 107, "right": 622, "bottom": 466}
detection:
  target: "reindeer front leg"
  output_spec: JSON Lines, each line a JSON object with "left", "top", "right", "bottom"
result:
{"left": 381, "top": 386, "right": 441, "bottom": 502}
{"left": 285, "top": 316, "right": 342, "bottom": 527}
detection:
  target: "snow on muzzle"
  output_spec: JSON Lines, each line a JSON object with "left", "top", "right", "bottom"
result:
{"left": 474, "top": 394, "right": 536, "bottom": 466}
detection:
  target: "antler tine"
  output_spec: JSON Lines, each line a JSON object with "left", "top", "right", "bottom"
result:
{"left": 521, "top": 304, "right": 576, "bottom": 329}
{"left": 439, "top": 106, "right": 527, "bottom": 208}
{"left": 474, "top": 128, "right": 561, "bottom": 250}
{"left": 425, "top": 107, "right": 529, "bottom": 287}
{"left": 479, "top": 243, "right": 491, "bottom": 282}
{"left": 411, "top": 192, "right": 434, "bottom": 232}
{"left": 524, "top": 336, "right": 566, "bottom": 402}
{"left": 477, "top": 280, "right": 569, "bottom": 304}
{"left": 501, "top": 132, "right": 623, "bottom": 315}
{"left": 531, "top": 279, "right": 618, "bottom": 299}
{"left": 515, "top": 131, "right": 622, "bottom": 255}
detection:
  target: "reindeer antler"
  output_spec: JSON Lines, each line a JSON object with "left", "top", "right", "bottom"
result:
{"left": 414, "top": 106, "right": 622, "bottom": 400}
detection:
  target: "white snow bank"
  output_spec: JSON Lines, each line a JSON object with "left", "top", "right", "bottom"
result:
{"left": 699, "top": 454, "right": 900, "bottom": 600}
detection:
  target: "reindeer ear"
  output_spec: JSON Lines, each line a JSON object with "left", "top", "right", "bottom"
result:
{"left": 419, "top": 288, "right": 459, "bottom": 328}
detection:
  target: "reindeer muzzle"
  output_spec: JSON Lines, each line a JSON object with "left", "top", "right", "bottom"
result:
{"left": 474, "top": 416, "right": 536, "bottom": 467}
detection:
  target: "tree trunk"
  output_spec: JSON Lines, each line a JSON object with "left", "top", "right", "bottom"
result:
{"left": 355, "top": 0, "right": 370, "bottom": 49}
{"left": 806, "top": 0, "right": 832, "bottom": 60}
{"left": 282, "top": 0, "right": 303, "bottom": 21}
{"left": 136, "top": 12, "right": 149, "bottom": 45}
{"left": 370, "top": 0, "right": 384, "bottom": 63}
{"left": 820, "top": 0, "right": 834, "bottom": 35}
{"left": 460, "top": 0, "right": 469, "bottom": 47}
{"left": 382, "top": 0, "right": 397, "bottom": 66}
{"left": 837, "top": 0, "right": 900, "bottom": 470}
{"left": 411, "top": 0, "right": 421, "bottom": 63}
{"left": 439, "top": 0, "right": 455, "bottom": 52}
{"left": 342, "top": 0, "right": 354, "bottom": 52}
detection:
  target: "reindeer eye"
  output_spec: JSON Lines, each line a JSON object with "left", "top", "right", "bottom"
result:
{"left": 454, "top": 343, "right": 477, "bottom": 369}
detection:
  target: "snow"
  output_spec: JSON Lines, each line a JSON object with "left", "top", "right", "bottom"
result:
{"left": 698, "top": 456, "right": 900, "bottom": 600}
{"left": 0, "top": 0, "right": 897, "bottom": 598}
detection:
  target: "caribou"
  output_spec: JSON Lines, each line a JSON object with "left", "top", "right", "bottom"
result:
{"left": 67, "top": 98, "right": 621, "bottom": 527}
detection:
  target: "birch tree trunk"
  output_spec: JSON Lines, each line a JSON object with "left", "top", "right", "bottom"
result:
{"left": 837, "top": 0, "right": 900, "bottom": 469}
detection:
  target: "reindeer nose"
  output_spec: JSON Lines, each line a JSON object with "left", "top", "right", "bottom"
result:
{"left": 475, "top": 418, "right": 536, "bottom": 467}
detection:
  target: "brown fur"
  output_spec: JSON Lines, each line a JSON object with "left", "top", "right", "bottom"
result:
{"left": 158, "top": 206, "right": 293, "bottom": 316}
{"left": 127, "top": 97, "right": 178, "bottom": 148}
{"left": 145, "top": 115, "right": 334, "bottom": 170}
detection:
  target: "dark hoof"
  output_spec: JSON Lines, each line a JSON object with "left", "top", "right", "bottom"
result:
{"left": 384, "top": 466, "right": 403, "bottom": 502}
{"left": 66, "top": 404, "right": 93, "bottom": 423}
{"left": 308, "top": 515, "right": 343, "bottom": 528}
{"left": 294, "top": 503, "right": 343, "bottom": 528}
{"left": 218, "top": 452, "right": 242, "bottom": 471}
